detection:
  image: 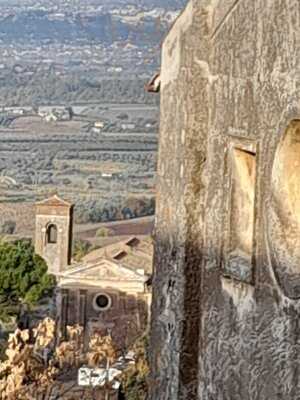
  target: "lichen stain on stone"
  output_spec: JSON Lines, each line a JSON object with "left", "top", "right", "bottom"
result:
{"left": 221, "top": 277, "right": 255, "bottom": 317}
{"left": 194, "top": 58, "right": 219, "bottom": 84}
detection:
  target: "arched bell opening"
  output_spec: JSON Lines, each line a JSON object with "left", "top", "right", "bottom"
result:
{"left": 46, "top": 224, "right": 58, "bottom": 245}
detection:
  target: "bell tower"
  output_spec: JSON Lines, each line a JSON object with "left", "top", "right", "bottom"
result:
{"left": 35, "top": 195, "right": 74, "bottom": 274}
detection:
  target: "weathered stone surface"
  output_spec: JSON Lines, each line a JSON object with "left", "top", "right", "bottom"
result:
{"left": 150, "top": 1, "right": 300, "bottom": 399}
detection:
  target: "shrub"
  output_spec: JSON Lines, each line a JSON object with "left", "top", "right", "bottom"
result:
{"left": 0, "top": 220, "right": 16, "bottom": 235}
{"left": 72, "top": 239, "right": 91, "bottom": 262}
{"left": 96, "top": 227, "right": 111, "bottom": 237}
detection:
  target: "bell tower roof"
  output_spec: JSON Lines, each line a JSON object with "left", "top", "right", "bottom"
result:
{"left": 36, "top": 195, "right": 73, "bottom": 208}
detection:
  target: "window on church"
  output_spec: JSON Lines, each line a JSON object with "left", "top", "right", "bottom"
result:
{"left": 47, "top": 224, "right": 58, "bottom": 244}
{"left": 224, "top": 147, "right": 256, "bottom": 283}
{"left": 93, "top": 293, "right": 112, "bottom": 311}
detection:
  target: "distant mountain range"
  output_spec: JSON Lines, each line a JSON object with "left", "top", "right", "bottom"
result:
{"left": 0, "top": 1, "right": 187, "bottom": 45}
{"left": 0, "top": 0, "right": 186, "bottom": 8}
{"left": 0, "top": 14, "right": 162, "bottom": 45}
{"left": 0, "top": 0, "right": 189, "bottom": 106}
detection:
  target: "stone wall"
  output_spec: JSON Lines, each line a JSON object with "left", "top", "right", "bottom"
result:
{"left": 150, "top": 1, "right": 300, "bottom": 399}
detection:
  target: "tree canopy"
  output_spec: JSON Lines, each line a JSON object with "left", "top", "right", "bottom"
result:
{"left": 0, "top": 239, "right": 55, "bottom": 321}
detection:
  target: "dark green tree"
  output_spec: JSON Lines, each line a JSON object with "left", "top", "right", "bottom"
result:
{"left": 0, "top": 239, "right": 55, "bottom": 321}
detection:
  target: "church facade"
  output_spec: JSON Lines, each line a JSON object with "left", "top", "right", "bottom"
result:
{"left": 35, "top": 196, "right": 152, "bottom": 349}
{"left": 150, "top": 1, "right": 300, "bottom": 399}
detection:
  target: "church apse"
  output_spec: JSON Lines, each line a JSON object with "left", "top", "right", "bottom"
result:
{"left": 267, "top": 120, "right": 300, "bottom": 299}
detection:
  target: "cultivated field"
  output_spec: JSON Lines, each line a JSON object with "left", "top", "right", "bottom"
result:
{"left": 0, "top": 103, "right": 158, "bottom": 236}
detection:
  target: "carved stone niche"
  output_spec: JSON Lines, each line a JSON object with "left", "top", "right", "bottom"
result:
{"left": 267, "top": 120, "right": 300, "bottom": 299}
{"left": 223, "top": 138, "right": 257, "bottom": 284}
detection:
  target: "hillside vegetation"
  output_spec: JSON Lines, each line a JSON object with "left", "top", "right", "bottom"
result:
{"left": 0, "top": 71, "right": 157, "bottom": 107}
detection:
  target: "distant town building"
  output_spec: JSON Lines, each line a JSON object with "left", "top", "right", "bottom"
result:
{"left": 121, "top": 123, "right": 135, "bottom": 131}
{"left": 2, "top": 107, "right": 31, "bottom": 115}
{"left": 107, "top": 66, "right": 123, "bottom": 73}
{"left": 38, "top": 107, "right": 72, "bottom": 122}
{"left": 44, "top": 112, "right": 58, "bottom": 123}
{"left": 94, "top": 121, "right": 105, "bottom": 129}
{"left": 92, "top": 121, "right": 105, "bottom": 134}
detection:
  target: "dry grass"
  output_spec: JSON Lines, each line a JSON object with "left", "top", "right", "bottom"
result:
{"left": 0, "top": 201, "right": 154, "bottom": 241}
{"left": 75, "top": 216, "right": 154, "bottom": 241}
{"left": 0, "top": 202, "right": 35, "bottom": 237}
{"left": 53, "top": 159, "right": 126, "bottom": 174}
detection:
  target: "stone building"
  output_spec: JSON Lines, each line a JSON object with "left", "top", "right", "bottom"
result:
{"left": 149, "top": 1, "right": 300, "bottom": 399}
{"left": 35, "top": 195, "right": 152, "bottom": 349}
